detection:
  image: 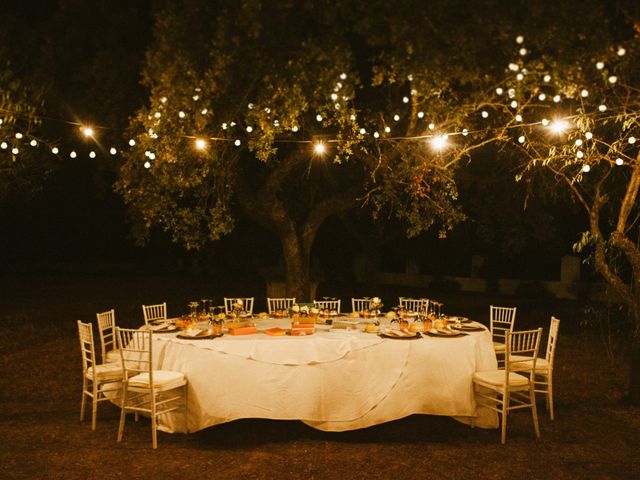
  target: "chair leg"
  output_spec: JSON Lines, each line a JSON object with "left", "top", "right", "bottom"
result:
{"left": 117, "top": 386, "right": 128, "bottom": 443}
{"left": 501, "top": 391, "right": 509, "bottom": 445}
{"left": 92, "top": 382, "right": 98, "bottom": 431}
{"left": 547, "top": 372, "right": 555, "bottom": 421}
{"left": 80, "top": 377, "right": 87, "bottom": 422}
{"left": 530, "top": 384, "right": 540, "bottom": 439}
{"left": 151, "top": 392, "right": 158, "bottom": 449}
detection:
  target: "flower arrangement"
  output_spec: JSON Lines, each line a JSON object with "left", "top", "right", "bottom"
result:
{"left": 370, "top": 297, "right": 383, "bottom": 315}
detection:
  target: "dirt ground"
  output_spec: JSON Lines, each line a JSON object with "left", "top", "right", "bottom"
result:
{"left": 0, "top": 274, "right": 638, "bottom": 479}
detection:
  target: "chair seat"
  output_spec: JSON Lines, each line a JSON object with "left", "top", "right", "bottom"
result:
{"left": 87, "top": 362, "right": 123, "bottom": 381}
{"left": 473, "top": 369, "right": 530, "bottom": 388}
{"left": 510, "top": 355, "right": 550, "bottom": 372}
{"left": 493, "top": 341, "right": 506, "bottom": 353}
{"left": 105, "top": 348, "right": 122, "bottom": 364}
{"left": 129, "top": 370, "right": 186, "bottom": 391}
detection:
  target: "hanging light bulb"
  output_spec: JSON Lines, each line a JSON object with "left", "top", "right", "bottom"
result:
{"left": 12, "top": 147, "right": 19, "bottom": 155}
{"left": 70, "top": 150, "right": 77, "bottom": 158}
{"left": 110, "top": 147, "right": 117, "bottom": 155}
{"left": 129, "top": 139, "right": 136, "bottom": 146}
{"left": 51, "top": 146, "right": 59, "bottom": 154}
{"left": 313, "top": 141, "right": 326, "bottom": 155}
{"left": 234, "top": 139, "right": 241, "bottom": 146}
{"left": 615, "top": 158, "right": 624, "bottom": 166}
{"left": 582, "top": 164, "right": 591, "bottom": 172}
{"left": 144, "top": 161, "right": 151, "bottom": 169}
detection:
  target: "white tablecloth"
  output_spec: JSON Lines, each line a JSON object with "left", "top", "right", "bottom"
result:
{"left": 151, "top": 318, "right": 498, "bottom": 433}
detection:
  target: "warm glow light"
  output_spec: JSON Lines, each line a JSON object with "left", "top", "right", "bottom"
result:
{"left": 316, "top": 115, "right": 323, "bottom": 122}
{"left": 30, "top": 139, "right": 37, "bottom": 147}
{"left": 359, "top": 128, "right": 366, "bottom": 135}
{"left": 195, "top": 138, "right": 207, "bottom": 150}
{"left": 81, "top": 126, "right": 94, "bottom": 137}
{"left": 70, "top": 150, "right": 77, "bottom": 158}
{"left": 515, "top": 114, "right": 523, "bottom": 122}
{"left": 234, "top": 139, "right": 241, "bottom": 146}
{"left": 576, "top": 150, "right": 584, "bottom": 159}
{"left": 393, "top": 114, "right": 400, "bottom": 121}
{"left": 313, "top": 142, "right": 326, "bottom": 154}
{"left": 518, "top": 135, "right": 526, "bottom": 144}
{"left": 510, "top": 100, "right": 518, "bottom": 108}
{"left": 585, "top": 132, "right": 593, "bottom": 140}
{"left": 291, "top": 126, "right": 299, "bottom": 132}
{"left": 549, "top": 119, "right": 569, "bottom": 134}
{"left": 516, "top": 35, "right": 524, "bottom": 44}
{"left": 246, "top": 126, "right": 253, "bottom": 133}
{"left": 178, "top": 111, "right": 186, "bottom": 118}
{"left": 11, "top": 147, "right": 19, "bottom": 155}
{"left": 581, "top": 89, "right": 589, "bottom": 98}
{"left": 384, "top": 126, "right": 391, "bottom": 133}
{"left": 496, "top": 87, "right": 503, "bottom": 95}
{"left": 373, "top": 131, "right": 380, "bottom": 138}
{"left": 431, "top": 134, "right": 448, "bottom": 150}
{"left": 538, "top": 93, "right": 546, "bottom": 101}
{"left": 543, "top": 75, "right": 551, "bottom": 82}
{"left": 518, "top": 48, "right": 527, "bottom": 56}
{"left": 617, "top": 47, "right": 626, "bottom": 56}
{"left": 608, "top": 75, "right": 618, "bottom": 84}
{"left": 51, "top": 147, "right": 59, "bottom": 154}
{"left": 417, "top": 111, "right": 425, "bottom": 118}
{"left": 428, "top": 123, "right": 435, "bottom": 130}
{"left": 616, "top": 158, "right": 624, "bottom": 166}
{"left": 553, "top": 95, "right": 561, "bottom": 103}
{"left": 89, "top": 151, "right": 96, "bottom": 158}
{"left": 15, "top": 132, "right": 23, "bottom": 139}
{"left": 144, "top": 161, "right": 151, "bottom": 169}
{"left": 516, "top": 73, "right": 524, "bottom": 81}
{"left": 575, "top": 139, "right": 583, "bottom": 146}
{"left": 629, "top": 137, "right": 637, "bottom": 144}
{"left": 129, "top": 139, "right": 136, "bottom": 146}
{"left": 596, "top": 61, "right": 605, "bottom": 70}
{"left": 462, "top": 129, "right": 469, "bottom": 136}
{"left": 110, "top": 147, "right": 117, "bottom": 155}
{"left": 582, "top": 164, "right": 590, "bottom": 172}
{"left": 481, "top": 111, "right": 489, "bottom": 118}
{"left": 0, "top": 142, "right": 6, "bottom": 149}
{"left": 598, "top": 104, "right": 607, "bottom": 112}
{"left": 402, "top": 96, "right": 409, "bottom": 103}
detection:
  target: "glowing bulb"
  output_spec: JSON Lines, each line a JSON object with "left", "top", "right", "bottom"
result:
{"left": 384, "top": 126, "right": 391, "bottom": 133}
{"left": 543, "top": 75, "right": 551, "bottom": 82}
{"left": 516, "top": 73, "right": 524, "bottom": 81}
{"left": 234, "top": 139, "right": 241, "bottom": 146}
{"left": 575, "top": 139, "right": 583, "bottom": 147}
{"left": 402, "top": 96, "right": 409, "bottom": 103}
{"left": 496, "top": 87, "right": 504, "bottom": 95}
{"left": 30, "top": 139, "right": 37, "bottom": 147}
{"left": 340, "top": 73, "right": 347, "bottom": 80}
{"left": 596, "top": 61, "right": 604, "bottom": 70}
{"left": 428, "top": 123, "right": 435, "bottom": 130}
{"left": 510, "top": 100, "right": 518, "bottom": 108}
{"left": 508, "top": 63, "right": 519, "bottom": 72}
{"left": 89, "top": 151, "right": 96, "bottom": 158}
{"left": 516, "top": 35, "right": 524, "bottom": 44}
{"left": 617, "top": 47, "right": 626, "bottom": 56}
{"left": 519, "top": 48, "right": 527, "bottom": 56}
{"left": 291, "top": 126, "right": 299, "bottom": 132}
{"left": 549, "top": 119, "right": 569, "bottom": 134}
{"left": 608, "top": 76, "right": 618, "bottom": 84}
{"left": 373, "top": 131, "right": 379, "bottom": 138}
{"left": 15, "top": 132, "right": 23, "bottom": 139}
{"left": 359, "top": 128, "right": 367, "bottom": 135}
{"left": 576, "top": 150, "right": 584, "bottom": 159}
{"left": 148, "top": 153, "right": 155, "bottom": 160}
{"left": 331, "top": 93, "right": 338, "bottom": 101}
{"left": 51, "top": 146, "right": 59, "bottom": 154}
{"left": 192, "top": 95, "right": 199, "bottom": 101}
{"left": 178, "top": 111, "right": 186, "bottom": 118}
{"left": 195, "top": 138, "right": 207, "bottom": 150}
{"left": 582, "top": 164, "right": 590, "bottom": 172}
{"left": 70, "top": 150, "right": 77, "bottom": 158}
{"left": 417, "top": 111, "right": 425, "bottom": 118}
{"left": 144, "top": 161, "right": 151, "bottom": 169}
{"left": 538, "top": 93, "right": 546, "bottom": 101}
{"left": 154, "top": 112, "right": 161, "bottom": 118}
{"left": 585, "top": 132, "right": 593, "bottom": 139}
{"left": 222, "top": 123, "right": 228, "bottom": 130}
{"left": 11, "top": 147, "right": 19, "bottom": 154}
{"left": 393, "top": 114, "right": 400, "bottom": 121}
{"left": 110, "top": 147, "right": 117, "bottom": 155}
{"left": 581, "top": 89, "right": 589, "bottom": 98}
{"left": 246, "top": 126, "right": 253, "bottom": 133}
{"left": 160, "top": 96, "right": 167, "bottom": 103}
{"left": 541, "top": 118, "right": 550, "bottom": 126}
{"left": 598, "top": 105, "right": 607, "bottom": 112}
{"left": 462, "top": 129, "right": 469, "bottom": 136}
{"left": 350, "top": 115, "right": 356, "bottom": 121}
{"left": 508, "top": 88, "right": 516, "bottom": 98}
{"left": 629, "top": 136, "right": 637, "bottom": 144}
{"left": 201, "top": 108, "right": 208, "bottom": 115}
{"left": 431, "top": 134, "right": 448, "bottom": 150}
{"left": 518, "top": 135, "right": 525, "bottom": 144}
{"left": 129, "top": 139, "right": 136, "bottom": 146}
{"left": 481, "top": 111, "right": 489, "bottom": 118}
{"left": 0, "top": 142, "right": 6, "bottom": 149}
{"left": 515, "top": 114, "right": 523, "bottom": 122}
{"left": 316, "top": 114, "right": 323, "bottom": 122}
{"left": 553, "top": 95, "right": 561, "bottom": 103}
{"left": 81, "top": 126, "right": 94, "bottom": 137}
{"left": 615, "top": 158, "right": 624, "bottom": 166}
{"left": 313, "top": 142, "right": 326, "bottom": 154}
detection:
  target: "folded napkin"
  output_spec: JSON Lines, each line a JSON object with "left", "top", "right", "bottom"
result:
{"left": 182, "top": 328, "right": 203, "bottom": 337}
{"left": 150, "top": 321, "right": 172, "bottom": 331}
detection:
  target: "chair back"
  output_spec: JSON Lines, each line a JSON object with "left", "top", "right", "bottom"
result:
{"left": 267, "top": 297, "right": 296, "bottom": 314}
{"left": 77, "top": 320, "right": 97, "bottom": 377}
{"left": 399, "top": 297, "right": 430, "bottom": 313}
{"left": 224, "top": 297, "right": 255, "bottom": 315}
{"left": 505, "top": 328, "right": 543, "bottom": 376}
{"left": 115, "top": 327, "right": 153, "bottom": 385}
{"left": 142, "top": 303, "right": 167, "bottom": 325}
{"left": 96, "top": 309, "right": 116, "bottom": 360}
{"left": 313, "top": 299, "right": 341, "bottom": 313}
{"left": 351, "top": 298, "right": 373, "bottom": 313}
{"left": 490, "top": 305, "right": 517, "bottom": 344}
{"left": 546, "top": 317, "right": 560, "bottom": 368}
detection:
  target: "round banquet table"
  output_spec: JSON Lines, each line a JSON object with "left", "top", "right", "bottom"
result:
{"left": 150, "top": 318, "right": 499, "bottom": 433}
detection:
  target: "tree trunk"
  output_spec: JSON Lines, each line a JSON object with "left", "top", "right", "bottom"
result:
{"left": 280, "top": 229, "right": 313, "bottom": 301}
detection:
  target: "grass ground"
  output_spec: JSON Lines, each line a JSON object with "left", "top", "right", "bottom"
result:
{"left": 0, "top": 274, "right": 638, "bottom": 479}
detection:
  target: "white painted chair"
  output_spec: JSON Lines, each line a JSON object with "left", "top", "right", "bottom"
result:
{"left": 490, "top": 305, "right": 517, "bottom": 354}
{"left": 224, "top": 297, "right": 255, "bottom": 315}
{"left": 96, "top": 309, "right": 120, "bottom": 364}
{"left": 313, "top": 299, "right": 341, "bottom": 313}
{"left": 115, "top": 327, "right": 187, "bottom": 449}
{"left": 77, "top": 320, "right": 123, "bottom": 431}
{"left": 512, "top": 316, "right": 560, "bottom": 420}
{"left": 351, "top": 298, "right": 372, "bottom": 313}
{"left": 473, "top": 328, "right": 543, "bottom": 444}
{"left": 267, "top": 297, "right": 296, "bottom": 314}
{"left": 142, "top": 302, "right": 167, "bottom": 325}
{"left": 399, "top": 297, "right": 430, "bottom": 313}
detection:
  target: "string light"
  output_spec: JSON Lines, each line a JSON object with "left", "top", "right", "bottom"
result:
{"left": 596, "top": 61, "right": 605, "bottom": 70}
{"left": 129, "top": 139, "right": 136, "bottom": 146}
{"left": 70, "top": 150, "right": 77, "bottom": 158}
{"left": 234, "top": 139, "right": 241, "bottom": 146}
{"left": 12, "top": 147, "right": 19, "bottom": 155}
{"left": 110, "top": 147, "right": 117, "bottom": 155}
{"left": 608, "top": 76, "right": 618, "bottom": 84}
{"left": 51, "top": 147, "right": 59, "bottom": 154}
{"left": 30, "top": 139, "right": 37, "bottom": 147}
{"left": 89, "top": 151, "right": 96, "bottom": 158}
{"left": 582, "top": 164, "right": 591, "bottom": 172}
{"left": 575, "top": 139, "right": 583, "bottom": 146}
{"left": 15, "top": 132, "right": 23, "bottom": 139}
{"left": 629, "top": 137, "right": 637, "bottom": 144}
{"left": 144, "top": 161, "right": 151, "bottom": 169}
{"left": 0, "top": 142, "right": 7, "bottom": 149}
{"left": 615, "top": 158, "right": 624, "bottom": 165}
